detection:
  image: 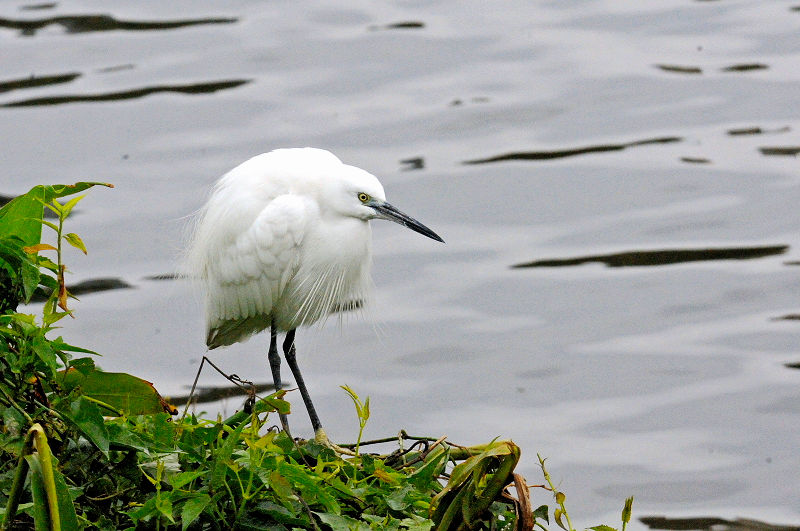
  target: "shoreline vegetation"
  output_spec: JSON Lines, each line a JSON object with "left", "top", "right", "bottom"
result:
{"left": 0, "top": 183, "right": 633, "bottom": 530}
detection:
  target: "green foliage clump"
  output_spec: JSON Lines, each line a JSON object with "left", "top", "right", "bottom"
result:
{"left": 0, "top": 184, "right": 632, "bottom": 530}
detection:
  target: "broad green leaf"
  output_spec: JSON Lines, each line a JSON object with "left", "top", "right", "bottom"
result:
{"left": 386, "top": 484, "right": 415, "bottom": 511}
{"left": 590, "top": 526, "right": 617, "bottom": 531}
{"left": 400, "top": 516, "right": 434, "bottom": 531}
{"left": 0, "top": 182, "right": 112, "bottom": 246}
{"left": 59, "top": 367, "right": 175, "bottom": 416}
{"left": 315, "top": 512, "right": 368, "bottom": 531}
{"left": 60, "top": 396, "right": 110, "bottom": 455}
{"left": 31, "top": 335, "right": 58, "bottom": 370}
{"left": 0, "top": 191, "right": 44, "bottom": 246}
{"left": 533, "top": 504, "right": 550, "bottom": 523}
{"left": 170, "top": 469, "right": 207, "bottom": 490}
{"left": 407, "top": 447, "right": 449, "bottom": 489}
{"left": 154, "top": 494, "right": 175, "bottom": 524}
{"left": 41, "top": 182, "right": 113, "bottom": 203}
{"left": 278, "top": 460, "right": 340, "bottom": 514}
{"left": 105, "top": 422, "right": 153, "bottom": 453}
{"left": 67, "top": 356, "right": 96, "bottom": 374}
{"left": 180, "top": 493, "right": 211, "bottom": 530}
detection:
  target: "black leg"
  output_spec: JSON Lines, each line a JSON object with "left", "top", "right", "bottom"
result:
{"left": 268, "top": 321, "right": 291, "bottom": 436}
{"left": 283, "top": 329, "right": 323, "bottom": 433}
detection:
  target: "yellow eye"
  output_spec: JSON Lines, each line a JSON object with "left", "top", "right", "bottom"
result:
{"left": 358, "top": 193, "right": 370, "bottom": 203}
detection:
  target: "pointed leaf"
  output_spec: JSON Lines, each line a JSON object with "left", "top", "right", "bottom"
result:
{"left": 23, "top": 244, "right": 57, "bottom": 254}
{"left": 60, "top": 397, "right": 110, "bottom": 455}
{"left": 554, "top": 508, "right": 568, "bottom": 531}
{"left": 63, "top": 233, "right": 87, "bottom": 254}
{"left": 59, "top": 368, "right": 175, "bottom": 416}
{"left": 59, "top": 194, "right": 85, "bottom": 218}
{"left": 315, "top": 512, "right": 367, "bottom": 531}
{"left": 50, "top": 458, "right": 79, "bottom": 530}
{"left": 24, "top": 454, "right": 50, "bottom": 531}
{"left": 181, "top": 494, "right": 211, "bottom": 530}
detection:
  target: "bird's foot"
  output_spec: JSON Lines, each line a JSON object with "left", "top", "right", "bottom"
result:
{"left": 314, "top": 428, "right": 356, "bottom": 456}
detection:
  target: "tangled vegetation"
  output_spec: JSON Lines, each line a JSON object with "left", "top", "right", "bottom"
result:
{"left": 0, "top": 183, "right": 632, "bottom": 530}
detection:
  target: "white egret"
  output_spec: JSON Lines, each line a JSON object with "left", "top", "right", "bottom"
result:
{"left": 186, "top": 148, "right": 443, "bottom": 446}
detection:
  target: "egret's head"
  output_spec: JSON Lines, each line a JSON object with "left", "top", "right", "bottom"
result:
{"left": 328, "top": 164, "right": 444, "bottom": 243}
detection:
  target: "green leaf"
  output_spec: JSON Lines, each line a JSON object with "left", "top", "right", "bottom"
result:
{"left": 155, "top": 494, "right": 175, "bottom": 524}
{"left": 407, "top": 448, "right": 449, "bottom": 490}
{"left": 59, "top": 194, "right": 85, "bottom": 219}
{"left": 590, "top": 526, "right": 617, "bottom": 531}
{"left": 24, "top": 454, "right": 50, "bottom": 531}
{"left": 554, "top": 508, "right": 568, "bottom": 531}
{"left": 211, "top": 422, "right": 246, "bottom": 491}
{"left": 50, "top": 457, "right": 80, "bottom": 530}
{"left": 0, "top": 191, "right": 44, "bottom": 247}
{"left": 59, "top": 367, "right": 175, "bottom": 416}
{"left": 315, "top": 512, "right": 368, "bottom": 531}
{"left": 170, "top": 469, "right": 207, "bottom": 490}
{"left": 180, "top": 493, "right": 211, "bottom": 530}
{"left": 386, "top": 484, "right": 415, "bottom": 511}
{"left": 63, "top": 232, "right": 87, "bottom": 254}
{"left": 278, "top": 460, "right": 340, "bottom": 514}
{"left": 533, "top": 504, "right": 549, "bottom": 523}
{"left": 0, "top": 183, "right": 107, "bottom": 244}
{"left": 400, "top": 516, "right": 434, "bottom": 531}
{"left": 60, "top": 396, "right": 110, "bottom": 455}
{"left": 32, "top": 335, "right": 58, "bottom": 371}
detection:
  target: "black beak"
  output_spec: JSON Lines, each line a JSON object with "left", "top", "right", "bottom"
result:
{"left": 371, "top": 202, "right": 444, "bottom": 243}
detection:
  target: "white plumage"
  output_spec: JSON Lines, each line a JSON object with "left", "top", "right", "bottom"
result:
{"left": 186, "top": 147, "right": 443, "bottom": 441}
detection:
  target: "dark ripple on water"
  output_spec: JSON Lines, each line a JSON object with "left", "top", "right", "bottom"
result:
{"left": 0, "top": 14, "right": 236, "bottom": 36}
{"left": 512, "top": 245, "right": 789, "bottom": 269}
{"left": 0, "top": 79, "right": 250, "bottom": 108}
{"left": 463, "top": 136, "right": 682, "bottom": 164}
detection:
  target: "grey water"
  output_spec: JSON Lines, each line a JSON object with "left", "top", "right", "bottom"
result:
{"left": 3, "top": 1, "right": 800, "bottom": 528}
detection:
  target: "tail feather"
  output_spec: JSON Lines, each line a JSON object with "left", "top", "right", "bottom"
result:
{"left": 207, "top": 314, "right": 270, "bottom": 349}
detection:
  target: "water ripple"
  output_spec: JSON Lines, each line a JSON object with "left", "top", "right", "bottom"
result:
{"left": 464, "top": 136, "right": 682, "bottom": 164}
{"left": 512, "top": 245, "right": 789, "bottom": 269}
{"left": 0, "top": 72, "right": 80, "bottom": 94}
{"left": 0, "top": 14, "right": 236, "bottom": 36}
{"left": 0, "top": 79, "right": 250, "bottom": 107}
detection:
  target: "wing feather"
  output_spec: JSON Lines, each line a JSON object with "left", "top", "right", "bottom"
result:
{"left": 201, "top": 194, "right": 311, "bottom": 347}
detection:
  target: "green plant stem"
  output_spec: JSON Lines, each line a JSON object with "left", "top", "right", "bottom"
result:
{"left": 1, "top": 430, "right": 35, "bottom": 530}
{"left": 31, "top": 424, "right": 61, "bottom": 531}
{"left": 0, "top": 385, "right": 32, "bottom": 423}
{"left": 538, "top": 454, "right": 574, "bottom": 531}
